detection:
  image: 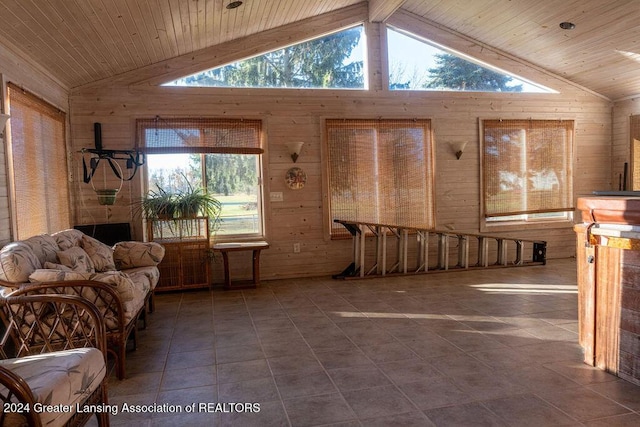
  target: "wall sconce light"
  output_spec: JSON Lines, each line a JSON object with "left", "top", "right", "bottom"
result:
{"left": 0, "top": 113, "right": 9, "bottom": 138}
{"left": 448, "top": 141, "right": 468, "bottom": 159}
{"left": 286, "top": 141, "right": 304, "bottom": 163}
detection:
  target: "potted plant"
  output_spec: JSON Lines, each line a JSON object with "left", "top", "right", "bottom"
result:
{"left": 175, "top": 181, "right": 221, "bottom": 220}
{"left": 138, "top": 187, "right": 178, "bottom": 220}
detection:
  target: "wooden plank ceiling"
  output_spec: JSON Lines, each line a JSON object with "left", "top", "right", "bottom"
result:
{"left": 1, "top": 0, "right": 640, "bottom": 100}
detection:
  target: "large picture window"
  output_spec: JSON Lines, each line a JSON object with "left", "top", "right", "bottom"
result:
{"left": 481, "top": 119, "right": 574, "bottom": 225}
{"left": 136, "top": 118, "right": 264, "bottom": 238}
{"left": 325, "top": 119, "right": 435, "bottom": 238}
{"left": 164, "top": 26, "right": 365, "bottom": 90}
{"left": 7, "top": 83, "right": 70, "bottom": 239}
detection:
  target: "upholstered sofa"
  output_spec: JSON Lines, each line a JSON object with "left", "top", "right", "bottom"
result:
{"left": 0, "top": 228, "right": 165, "bottom": 379}
{"left": 0, "top": 293, "right": 109, "bottom": 427}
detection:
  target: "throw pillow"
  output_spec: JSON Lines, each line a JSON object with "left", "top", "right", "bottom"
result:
{"left": 56, "top": 247, "right": 95, "bottom": 273}
{"left": 81, "top": 235, "right": 116, "bottom": 272}
{"left": 44, "top": 261, "right": 73, "bottom": 271}
{"left": 113, "top": 241, "right": 165, "bottom": 269}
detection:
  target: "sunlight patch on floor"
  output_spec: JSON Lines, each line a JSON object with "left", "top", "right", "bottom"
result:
{"left": 469, "top": 283, "right": 577, "bottom": 294}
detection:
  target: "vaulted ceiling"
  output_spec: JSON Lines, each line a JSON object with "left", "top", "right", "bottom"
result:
{"left": 1, "top": 0, "right": 639, "bottom": 100}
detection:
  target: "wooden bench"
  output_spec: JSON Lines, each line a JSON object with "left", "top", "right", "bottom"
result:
{"left": 213, "top": 241, "right": 269, "bottom": 290}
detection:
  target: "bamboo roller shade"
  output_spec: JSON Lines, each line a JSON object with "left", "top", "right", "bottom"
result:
{"left": 325, "top": 119, "right": 435, "bottom": 238}
{"left": 482, "top": 119, "right": 574, "bottom": 217}
{"left": 7, "top": 83, "right": 70, "bottom": 239}
{"left": 135, "top": 117, "right": 263, "bottom": 154}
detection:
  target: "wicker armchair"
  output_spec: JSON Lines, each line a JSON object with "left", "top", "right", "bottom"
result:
{"left": 3, "top": 280, "right": 141, "bottom": 380}
{"left": 0, "top": 294, "right": 109, "bottom": 427}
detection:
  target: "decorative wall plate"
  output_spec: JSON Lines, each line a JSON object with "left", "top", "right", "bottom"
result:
{"left": 286, "top": 167, "right": 307, "bottom": 190}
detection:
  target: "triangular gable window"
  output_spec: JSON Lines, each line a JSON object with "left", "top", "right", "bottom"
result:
{"left": 387, "top": 27, "right": 554, "bottom": 93}
{"left": 164, "top": 26, "right": 365, "bottom": 89}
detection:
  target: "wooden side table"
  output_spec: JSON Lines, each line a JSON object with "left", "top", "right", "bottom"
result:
{"left": 213, "top": 241, "right": 269, "bottom": 290}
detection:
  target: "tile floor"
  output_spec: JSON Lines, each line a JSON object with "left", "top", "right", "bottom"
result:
{"left": 89, "top": 259, "right": 640, "bottom": 426}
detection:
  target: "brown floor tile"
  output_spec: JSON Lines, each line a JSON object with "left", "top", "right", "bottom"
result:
{"left": 424, "top": 402, "right": 506, "bottom": 426}
{"left": 215, "top": 342, "right": 265, "bottom": 364}
{"left": 160, "top": 364, "right": 216, "bottom": 390}
{"left": 314, "top": 347, "right": 374, "bottom": 370}
{"left": 267, "top": 353, "right": 324, "bottom": 376}
{"left": 358, "top": 340, "right": 419, "bottom": 363}
{"left": 398, "top": 376, "right": 474, "bottom": 410}
{"left": 377, "top": 359, "right": 442, "bottom": 385}
{"left": 341, "top": 384, "right": 417, "bottom": 419}
{"left": 482, "top": 393, "right": 580, "bottom": 426}
{"left": 583, "top": 413, "right": 640, "bottom": 426}
{"left": 156, "top": 384, "right": 217, "bottom": 407}
{"left": 327, "top": 364, "right": 392, "bottom": 391}
{"left": 537, "top": 386, "right": 632, "bottom": 422}
{"left": 587, "top": 379, "right": 640, "bottom": 411}
{"left": 218, "top": 376, "right": 280, "bottom": 402}
{"left": 216, "top": 358, "right": 272, "bottom": 384}
{"left": 283, "top": 393, "right": 356, "bottom": 426}
{"left": 216, "top": 400, "right": 288, "bottom": 427}
{"left": 93, "top": 260, "right": 640, "bottom": 427}
{"left": 363, "top": 411, "right": 435, "bottom": 427}
{"left": 164, "top": 348, "right": 216, "bottom": 370}
{"left": 275, "top": 371, "right": 337, "bottom": 400}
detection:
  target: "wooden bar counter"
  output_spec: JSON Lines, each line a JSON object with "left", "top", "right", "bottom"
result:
{"left": 575, "top": 196, "right": 640, "bottom": 386}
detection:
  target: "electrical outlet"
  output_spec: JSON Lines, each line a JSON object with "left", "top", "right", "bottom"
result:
{"left": 293, "top": 243, "right": 301, "bottom": 253}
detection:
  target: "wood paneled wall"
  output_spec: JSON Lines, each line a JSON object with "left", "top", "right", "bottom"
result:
{"left": 69, "top": 10, "right": 613, "bottom": 280}
{"left": 0, "top": 8, "right": 614, "bottom": 281}
{"left": 612, "top": 98, "right": 640, "bottom": 190}
{"left": 68, "top": 85, "right": 611, "bottom": 281}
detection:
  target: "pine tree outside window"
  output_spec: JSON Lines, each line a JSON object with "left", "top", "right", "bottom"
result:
{"left": 136, "top": 118, "right": 264, "bottom": 238}
{"left": 164, "top": 26, "right": 365, "bottom": 90}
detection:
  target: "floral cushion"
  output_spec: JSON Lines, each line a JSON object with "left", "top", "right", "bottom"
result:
{"left": 52, "top": 229, "right": 85, "bottom": 251}
{"left": 28, "top": 270, "right": 91, "bottom": 283}
{"left": 0, "top": 348, "right": 105, "bottom": 427}
{"left": 81, "top": 235, "right": 116, "bottom": 272}
{"left": 56, "top": 247, "right": 95, "bottom": 273}
{"left": 123, "top": 284, "right": 147, "bottom": 324}
{"left": 0, "top": 242, "right": 42, "bottom": 284}
{"left": 113, "top": 241, "right": 165, "bottom": 269}
{"left": 28, "top": 269, "right": 135, "bottom": 303}
{"left": 23, "top": 234, "right": 59, "bottom": 265}
{"left": 90, "top": 271, "right": 135, "bottom": 302}
{"left": 43, "top": 261, "right": 72, "bottom": 271}
{"left": 124, "top": 266, "right": 160, "bottom": 291}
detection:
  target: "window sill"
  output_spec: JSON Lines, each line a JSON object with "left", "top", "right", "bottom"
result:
{"left": 480, "top": 218, "right": 575, "bottom": 233}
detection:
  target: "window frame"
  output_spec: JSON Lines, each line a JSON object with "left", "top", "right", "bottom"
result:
{"left": 479, "top": 118, "right": 575, "bottom": 232}
{"left": 385, "top": 26, "right": 556, "bottom": 94}
{"left": 163, "top": 24, "right": 367, "bottom": 90}
{"left": 322, "top": 117, "right": 436, "bottom": 239}
{"left": 136, "top": 117, "right": 266, "bottom": 242}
